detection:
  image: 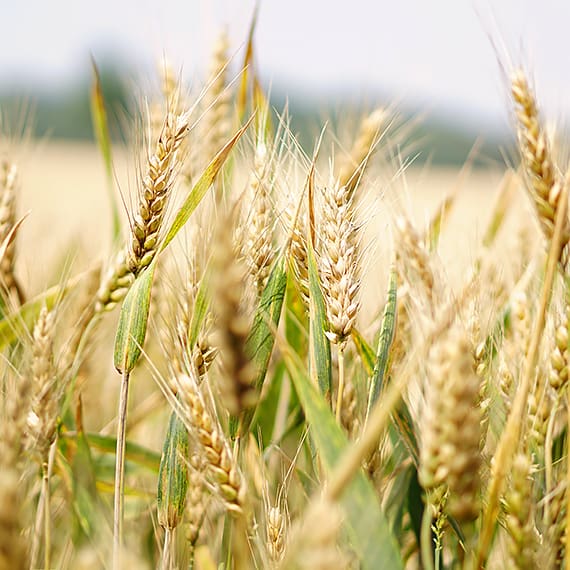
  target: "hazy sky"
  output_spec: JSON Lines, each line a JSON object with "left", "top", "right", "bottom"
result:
{"left": 2, "top": 0, "right": 569, "bottom": 129}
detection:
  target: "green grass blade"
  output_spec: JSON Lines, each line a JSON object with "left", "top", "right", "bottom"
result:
{"left": 69, "top": 429, "right": 107, "bottom": 543}
{"left": 160, "top": 116, "right": 254, "bottom": 253}
{"left": 351, "top": 328, "right": 375, "bottom": 377}
{"left": 113, "top": 263, "right": 155, "bottom": 374}
{"left": 366, "top": 268, "right": 397, "bottom": 421}
{"left": 282, "top": 345, "right": 404, "bottom": 569}
{"left": 188, "top": 263, "right": 212, "bottom": 349}
{"left": 90, "top": 58, "right": 121, "bottom": 242}
{"left": 246, "top": 255, "right": 287, "bottom": 389}
{"left": 62, "top": 432, "right": 161, "bottom": 472}
{"left": 0, "top": 269, "right": 87, "bottom": 349}
{"left": 482, "top": 170, "right": 515, "bottom": 248}
{"left": 234, "top": 255, "right": 287, "bottom": 435}
{"left": 426, "top": 192, "right": 456, "bottom": 252}
{"left": 236, "top": 7, "right": 258, "bottom": 121}
{"left": 157, "top": 411, "right": 189, "bottom": 529}
{"left": 307, "top": 240, "right": 332, "bottom": 400}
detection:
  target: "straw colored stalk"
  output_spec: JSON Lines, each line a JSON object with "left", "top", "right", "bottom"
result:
{"left": 511, "top": 70, "right": 570, "bottom": 266}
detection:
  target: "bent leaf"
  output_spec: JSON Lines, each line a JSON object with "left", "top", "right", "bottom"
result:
{"left": 90, "top": 58, "right": 121, "bottom": 241}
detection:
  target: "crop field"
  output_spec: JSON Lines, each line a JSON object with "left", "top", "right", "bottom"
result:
{"left": 0, "top": 26, "right": 566, "bottom": 570}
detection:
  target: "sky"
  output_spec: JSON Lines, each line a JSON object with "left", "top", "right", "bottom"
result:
{"left": 2, "top": 0, "right": 569, "bottom": 131}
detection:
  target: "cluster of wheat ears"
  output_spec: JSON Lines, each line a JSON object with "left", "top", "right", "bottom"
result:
{"left": 1, "top": 27, "right": 569, "bottom": 570}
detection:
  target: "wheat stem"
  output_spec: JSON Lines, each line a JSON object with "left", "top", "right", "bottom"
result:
{"left": 421, "top": 503, "right": 435, "bottom": 570}
{"left": 335, "top": 346, "right": 345, "bottom": 423}
{"left": 30, "top": 488, "right": 44, "bottom": 569}
{"left": 113, "top": 371, "right": 130, "bottom": 570}
{"left": 161, "top": 528, "right": 172, "bottom": 570}
{"left": 44, "top": 440, "right": 56, "bottom": 570}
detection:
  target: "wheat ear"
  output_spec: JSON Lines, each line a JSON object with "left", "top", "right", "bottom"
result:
{"left": 318, "top": 182, "right": 361, "bottom": 423}
{"left": 511, "top": 70, "right": 570, "bottom": 266}
{"left": 176, "top": 373, "right": 246, "bottom": 513}
{"left": 0, "top": 159, "right": 23, "bottom": 305}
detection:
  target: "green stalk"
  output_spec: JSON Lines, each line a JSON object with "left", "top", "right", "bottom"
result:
{"left": 421, "top": 503, "right": 435, "bottom": 570}
{"left": 113, "top": 371, "right": 130, "bottom": 570}
{"left": 335, "top": 345, "right": 345, "bottom": 423}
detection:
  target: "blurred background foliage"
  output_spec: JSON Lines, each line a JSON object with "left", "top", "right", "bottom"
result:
{"left": 0, "top": 58, "right": 509, "bottom": 166}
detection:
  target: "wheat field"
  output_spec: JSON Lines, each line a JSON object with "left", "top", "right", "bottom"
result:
{"left": 0, "top": 27, "right": 567, "bottom": 570}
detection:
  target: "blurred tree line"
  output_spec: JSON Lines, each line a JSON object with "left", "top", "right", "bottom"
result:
{"left": 0, "top": 62, "right": 507, "bottom": 166}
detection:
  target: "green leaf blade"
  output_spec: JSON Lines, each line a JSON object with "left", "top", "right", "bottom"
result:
{"left": 157, "top": 411, "right": 189, "bottom": 529}
{"left": 113, "top": 263, "right": 155, "bottom": 374}
{"left": 246, "top": 255, "right": 287, "bottom": 388}
{"left": 307, "top": 241, "right": 332, "bottom": 400}
{"left": 283, "top": 347, "right": 404, "bottom": 569}
{"left": 90, "top": 58, "right": 121, "bottom": 241}
{"left": 366, "top": 268, "right": 397, "bottom": 421}
{"left": 161, "top": 116, "right": 254, "bottom": 253}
